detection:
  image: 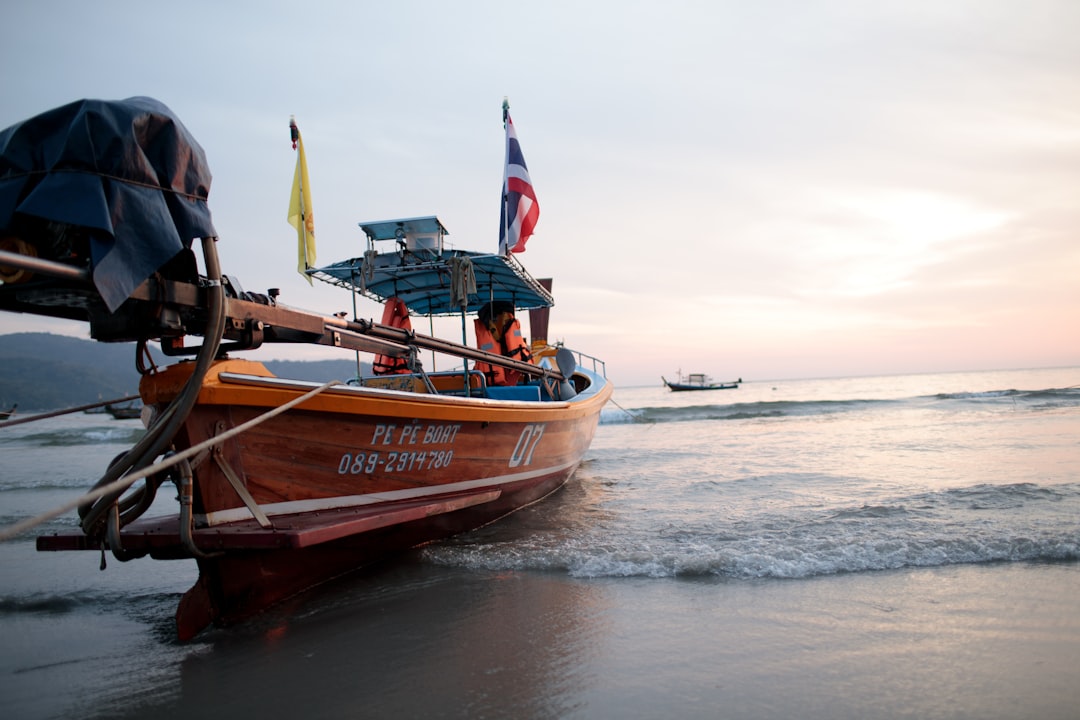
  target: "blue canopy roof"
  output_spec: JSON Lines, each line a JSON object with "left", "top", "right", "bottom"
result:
{"left": 358, "top": 216, "right": 447, "bottom": 241}
{"left": 310, "top": 244, "right": 554, "bottom": 317}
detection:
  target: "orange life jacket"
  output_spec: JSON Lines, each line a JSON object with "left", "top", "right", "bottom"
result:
{"left": 502, "top": 317, "right": 533, "bottom": 366}
{"left": 474, "top": 319, "right": 506, "bottom": 386}
{"left": 373, "top": 297, "right": 413, "bottom": 375}
{"left": 474, "top": 313, "right": 533, "bottom": 386}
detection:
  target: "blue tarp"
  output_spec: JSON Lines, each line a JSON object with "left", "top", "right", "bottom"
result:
{"left": 0, "top": 97, "right": 216, "bottom": 311}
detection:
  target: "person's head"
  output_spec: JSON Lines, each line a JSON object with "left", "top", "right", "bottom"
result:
{"left": 479, "top": 301, "right": 516, "bottom": 335}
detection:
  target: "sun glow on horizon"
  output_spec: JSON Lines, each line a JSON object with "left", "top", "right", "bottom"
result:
{"left": 800, "top": 189, "right": 1014, "bottom": 298}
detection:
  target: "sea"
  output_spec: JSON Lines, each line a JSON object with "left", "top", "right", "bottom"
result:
{"left": 1, "top": 366, "right": 1079, "bottom": 719}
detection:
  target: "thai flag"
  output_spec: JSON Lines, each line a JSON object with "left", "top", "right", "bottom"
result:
{"left": 499, "top": 106, "right": 539, "bottom": 254}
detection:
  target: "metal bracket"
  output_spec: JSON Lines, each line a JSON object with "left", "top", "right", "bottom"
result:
{"left": 212, "top": 421, "right": 272, "bottom": 529}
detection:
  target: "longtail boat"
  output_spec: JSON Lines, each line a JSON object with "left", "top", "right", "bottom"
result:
{"left": 105, "top": 402, "right": 142, "bottom": 420}
{"left": 0, "top": 97, "right": 611, "bottom": 640}
{"left": 662, "top": 372, "right": 741, "bottom": 391}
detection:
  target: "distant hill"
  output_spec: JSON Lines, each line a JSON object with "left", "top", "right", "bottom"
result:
{"left": 0, "top": 333, "right": 367, "bottom": 411}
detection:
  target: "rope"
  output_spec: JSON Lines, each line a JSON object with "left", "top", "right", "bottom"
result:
{"left": 0, "top": 395, "right": 141, "bottom": 429}
{"left": 5, "top": 167, "right": 210, "bottom": 202}
{"left": 78, "top": 236, "right": 228, "bottom": 537}
{"left": 607, "top": 396, "right": 649, "bottom": 423}
{"left": 0, "top": 378, "right": 342, "bottom": 542}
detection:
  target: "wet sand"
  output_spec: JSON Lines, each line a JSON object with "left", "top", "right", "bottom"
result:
{"left": 9, "top": 559, "right": 1074, "bottom": 720}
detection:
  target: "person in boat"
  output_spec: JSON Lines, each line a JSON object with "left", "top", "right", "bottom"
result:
{"left": 474, "top": 300, "right": 533, "bottom": 386}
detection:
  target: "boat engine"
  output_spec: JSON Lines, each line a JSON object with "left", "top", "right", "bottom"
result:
{"left": 0, "top": 96, "right": 216, "bottom": 344}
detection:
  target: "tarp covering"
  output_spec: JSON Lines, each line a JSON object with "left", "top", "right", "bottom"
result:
{"left": 0, "top": 97, "right": 216, "bottom": 311}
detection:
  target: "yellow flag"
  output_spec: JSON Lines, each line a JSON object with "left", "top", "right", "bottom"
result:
{"left": 288, "top": 128, "right": 316, "bottom": 283}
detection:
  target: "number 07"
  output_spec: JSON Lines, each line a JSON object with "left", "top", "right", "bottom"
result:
{"left": 509, "top": 424, "right": 545, "bottom": 468}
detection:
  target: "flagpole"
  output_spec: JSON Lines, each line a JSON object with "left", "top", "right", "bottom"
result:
{"left": 499, "top": 99, "right": 538, "bottom": 256}
{"left": 299, "top": 186, "right": 309, "bottom": 270}
{"left": 501, "top": 98, "right": 511, "bottom": 256}
{"left": 291, "top": 117, "right": 304, "bottom": 268}
{"left": 299, "top": 176, "right": 308, "bottom": 270}
{"left": 295, "top": 117, "right": 309, "bottom": 269}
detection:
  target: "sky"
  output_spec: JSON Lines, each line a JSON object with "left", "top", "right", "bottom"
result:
{"left": 1, "top": 0, "right": 1078, "bottom": 386}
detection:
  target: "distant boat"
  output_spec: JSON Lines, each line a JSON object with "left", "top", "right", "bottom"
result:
{"left": 84, "top": 396, "right": 109, "bottom": 414}
{"left": 105, "top": 403, "right": 142, "bottom": 420}
{"left": 0, "top": 403, "right": 16, "bottom": 420}
{"left": 662, "top": 372, "right": 741, "bottom": 392}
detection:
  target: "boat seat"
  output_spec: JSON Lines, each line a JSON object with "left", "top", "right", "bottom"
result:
{"left": 358, "top": 370, "right": 487, "bottom": 396}
{"left": 357, "top": 375, "right": 429, "bottom": 392}
{"left": 485, "top": 385, "right": 541, "bottom": 401}
{"left": 427, "top": 371, "right": 487, "bottom": 395}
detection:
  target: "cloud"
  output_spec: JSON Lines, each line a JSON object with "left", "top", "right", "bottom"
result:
{"left": 2, "top": 0, "right": 1079, "bottom": 385}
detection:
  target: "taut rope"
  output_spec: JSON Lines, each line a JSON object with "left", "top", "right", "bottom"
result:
{"left": 0, "top": 379, "right": 342, "bottom": 542}
{"left": 0, "top": 395, "right": 141, "bottom": 429}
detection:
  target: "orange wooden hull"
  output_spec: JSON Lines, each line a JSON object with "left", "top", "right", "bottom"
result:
{"left": 122, "top": 359, "right": 610, "bottom": 638}
{"left": 142, "top": 360, "right": 605, "bottom": 523}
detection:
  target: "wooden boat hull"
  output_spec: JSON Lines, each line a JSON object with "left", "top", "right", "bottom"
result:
{"left": 41, "top": 358, "right": 611, "bottom": 638}
{"left": 174, "top": 472, "right": 567, "bottom": 639}
{"left": 143, "top": 360, "right": 606, "bottom": 521}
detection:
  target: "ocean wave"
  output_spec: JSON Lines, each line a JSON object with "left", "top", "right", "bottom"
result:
{"left": 0, "top": 510, "right": 82, "bottom": 530}
{"left": 939, "top": 482, "right": 1067, "bottom": 509}
{"left": 829, "top": 504, "right": 912, "bottom": 520}
{"left": 602, "top": 398, "right": 893, "bottom": 425}
{"left": 0, "top": 588, "right": 182, "bottom": 629}
{"left": 602, "top": 386, "right": 1080, "bottom": 425}
{"left": 599, "top": 407, "right": 642, "bottom": 424}
{"left": 0, "top": 427, "right": 145, "bottom": 448}
{"left": 422, "top": 482, "right": 1080, "bottom": 580}
{"left": 0, "top": 476, "right": 106, "bottom": 492}
{"left": 931, "top": 387, "right": 1080, "bottom": 407}
{"left": 932, "top": 389, "right": 1019, "bottom": 400}
{"left": 423, "top": 528, "right": 1080, "bottom": 580}
{"left": 0, "top": 594, "right": 83, "bottom": 616}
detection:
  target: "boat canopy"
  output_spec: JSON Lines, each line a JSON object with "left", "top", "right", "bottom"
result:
{"left": 0, "top": 97, "right": 217, "bottom": 311}
{"left": 309, "top": 216, "right": 554, "bottom": 316}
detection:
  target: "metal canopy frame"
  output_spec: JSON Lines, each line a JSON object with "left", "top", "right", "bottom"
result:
{"left": 308, "top": 216, "right": 554, "bottom": 317}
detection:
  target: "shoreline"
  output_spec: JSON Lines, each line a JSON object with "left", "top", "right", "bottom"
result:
{"left": 5, "top": 559, "right": 1078, "bottom": 719}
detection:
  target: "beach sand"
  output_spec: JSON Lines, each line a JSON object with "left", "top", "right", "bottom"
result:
{"left": 7, "top": 557, "right": 1077, "bottom": 720}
